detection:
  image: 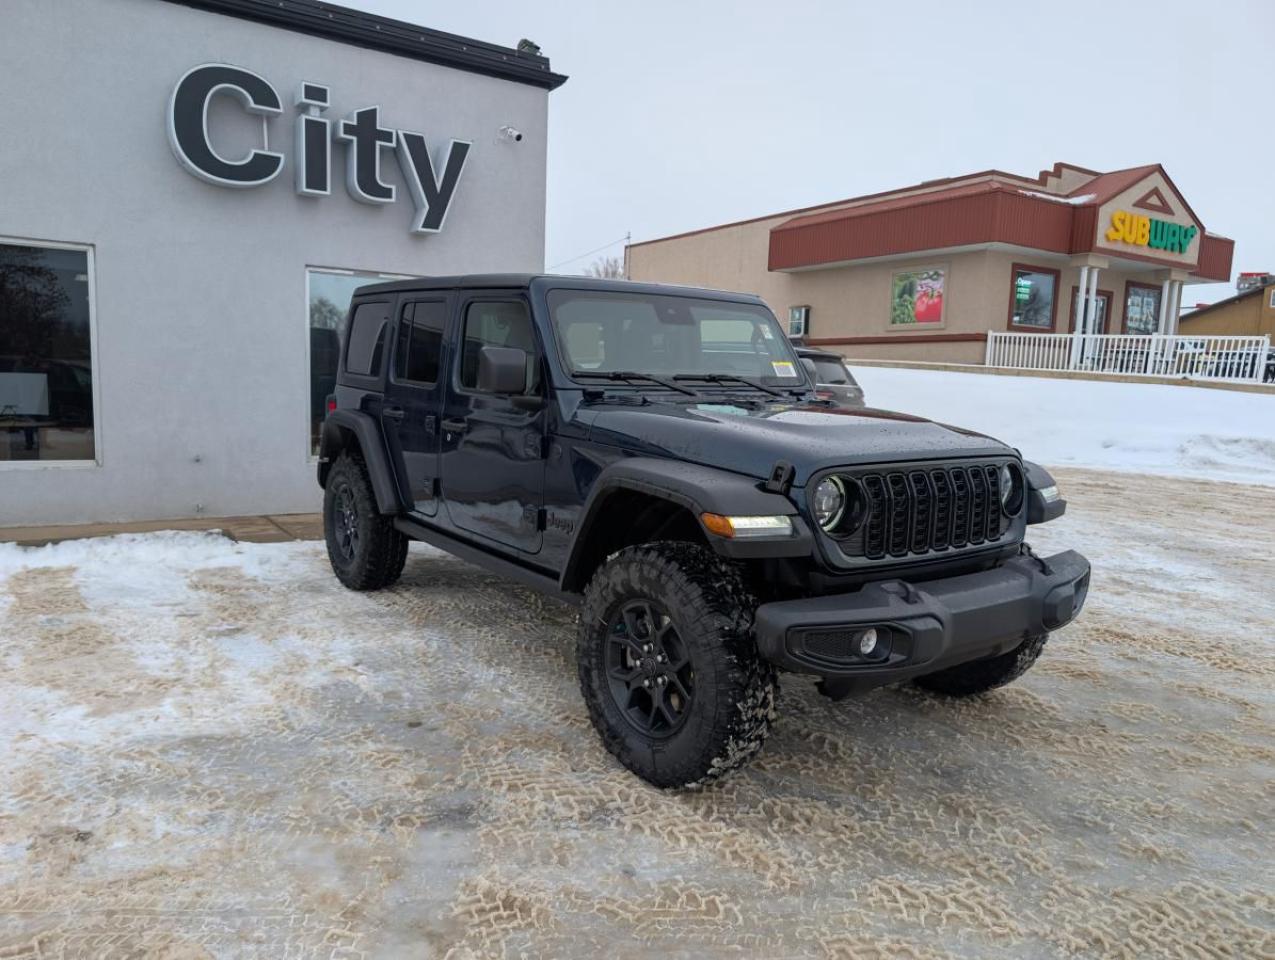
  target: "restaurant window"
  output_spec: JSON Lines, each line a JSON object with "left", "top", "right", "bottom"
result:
{"left": 1009, "top": 265, "right": 1058, "bottom": 330}
{"left": 0, "top": 240, "right": 95, "bottom": 463}
{"left": 788, "top": 305, "right": 810, "bottom": 338}
{"left": 308, "top": 267, "right": 413, "bottom": 455}
{"left": 1070, "top": 288, "right": 1111, "bottom": 334}
{"left": 1124, "top": 283, "right": 1162, "bottom": 335}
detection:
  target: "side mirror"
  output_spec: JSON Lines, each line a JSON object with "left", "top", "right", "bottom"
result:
{"left": 800, "top": 357, "right": 820, "bottom": 384}
{"left": 477, "top": 345, "right": 528, "bottom": 395}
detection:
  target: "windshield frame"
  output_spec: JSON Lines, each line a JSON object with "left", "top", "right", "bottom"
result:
{"left": 546, "top": 287, "right": 808, "bottom": 392}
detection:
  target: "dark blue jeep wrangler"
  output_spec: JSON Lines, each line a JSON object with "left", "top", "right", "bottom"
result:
{"left": 318, "top": 275, "right": 1089, "bottom": 787}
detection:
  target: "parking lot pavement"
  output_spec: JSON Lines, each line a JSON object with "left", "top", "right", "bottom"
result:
{"left": 1, "top": 468, "right": 1271, "bottom": 958}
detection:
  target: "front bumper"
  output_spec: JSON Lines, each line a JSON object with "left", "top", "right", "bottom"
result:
{"left": 753, "top": 549, "right": 1090, "bottom": 690}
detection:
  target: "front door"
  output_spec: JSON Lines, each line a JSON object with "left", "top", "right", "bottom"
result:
{"left": 439, "top": 295, "right": 546, "bottom": 555}
{"left": 382, "top": 297, "right": 448, "bottom": 517}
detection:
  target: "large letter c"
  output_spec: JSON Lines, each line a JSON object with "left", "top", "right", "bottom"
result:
{"left": 168, "top": 63, "right": 284, "bottom": 187}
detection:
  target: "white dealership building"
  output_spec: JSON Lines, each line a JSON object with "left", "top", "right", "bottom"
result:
{"left": 0, "top": 0, "right": 565, "bottom": 526}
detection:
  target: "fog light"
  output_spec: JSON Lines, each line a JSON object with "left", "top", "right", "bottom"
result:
{"left": 856, "top": 628, "right": 879, "bottom": 657}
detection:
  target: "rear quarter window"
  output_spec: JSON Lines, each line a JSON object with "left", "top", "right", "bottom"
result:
{"left": 811, "top": 358, "right": 850, "bottom": 384}
{"left": 345, "top": 301, "right": 391, "bottom": 377}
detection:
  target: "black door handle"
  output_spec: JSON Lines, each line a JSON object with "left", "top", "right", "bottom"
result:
{"left": 383, "top": 405, "right": 405, "bottom": 421}
{"left": 441, "top": 418, "right": 468, "bottom": 434}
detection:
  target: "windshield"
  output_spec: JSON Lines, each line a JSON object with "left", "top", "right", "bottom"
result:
{"left": 548, "top": 290, "right": 805, "bottom": 387}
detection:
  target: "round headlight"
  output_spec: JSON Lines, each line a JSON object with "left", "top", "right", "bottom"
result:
{"left": 999, "top": 463, "right": 1024, "bottom": 515}
{"left": 813, "top": 476, "right": 846, "bottom": 531}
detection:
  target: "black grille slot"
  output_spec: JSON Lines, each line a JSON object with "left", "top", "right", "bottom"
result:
{"left": 831, "top": 461, "right": 1013, "bottom": 560}
{"left": 909, "top": 471, "right": 932, "bottom": 554}
{"left": 969, "top": 467, "right": 988, "bottom": 545}
{"left": 950, "top": 469, "right": 970, "bottom": 547}
{"left": 887, "top": 474, "right": 910, "bottom": 556}
{"left": 862, "top": 474, "right": 888, "bottom": 559}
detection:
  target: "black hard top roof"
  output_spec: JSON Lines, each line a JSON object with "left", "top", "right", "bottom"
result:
{"left": 793, "top": 346, "right": 847, "bottom": 360}
{"left": 162, "top": 0, "right": 568, "bottom": 90}
{"left": 353, "top": 274, "right": 768, "bottom": 303}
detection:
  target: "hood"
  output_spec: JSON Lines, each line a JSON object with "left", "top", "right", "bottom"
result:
{"left": 582, "top": 397, "right": 1012, "bottom": 485}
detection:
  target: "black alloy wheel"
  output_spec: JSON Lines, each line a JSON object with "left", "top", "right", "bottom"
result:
{"left": 605, "top": 600, "right": 695, "bottom": 738}
{"left": 332, "top": 482, "right": 360, "bottom": 563}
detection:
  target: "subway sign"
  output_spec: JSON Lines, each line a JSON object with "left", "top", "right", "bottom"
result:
{"left": 1105, "top": 210, "right": 1197, "bottom": 255}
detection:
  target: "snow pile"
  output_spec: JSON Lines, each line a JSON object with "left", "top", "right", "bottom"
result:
{"left": 1018, "top": 190, "right": 1096, "bottom": 205}
{"left": 850, "top": 365, "right": 1275, "bottom": 486}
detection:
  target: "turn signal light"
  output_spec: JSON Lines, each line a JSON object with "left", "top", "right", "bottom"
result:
{"left": 700, "top": 513, "right": 793, "bottom": 539}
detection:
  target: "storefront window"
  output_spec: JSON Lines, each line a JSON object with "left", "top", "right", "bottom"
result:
{"left": 0, "top": 241, "right": 95, "bottom": 462}
{"left": 1124, "top": 284, "right": 1162, "bottom": 335}
{"left": 1009, "top": 266, "right": 1058, "bottom": 330}
{"left": 890, "top": 268, "right": 945, "bottom": 326}
{"left": 308, "top": 267, "right": 414, "bottom": 454}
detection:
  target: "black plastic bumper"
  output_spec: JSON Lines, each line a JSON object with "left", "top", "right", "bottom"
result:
{"left": 753, "top": 549, "right": 1090, "bottom": 689}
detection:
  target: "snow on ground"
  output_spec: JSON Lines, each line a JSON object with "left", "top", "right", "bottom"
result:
{"left": 850, "top": 365, "right": 1275, "bottom": 486}
{"left": 1, "top": 471, "right": 1272, "bottom": 957}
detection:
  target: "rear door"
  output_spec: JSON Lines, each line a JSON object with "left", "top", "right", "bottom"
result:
{"left": 439, "top": 294, "right": 547, "bottom": 554}
{"left": 382, "top": 296, "right": 449, "bottom": 517}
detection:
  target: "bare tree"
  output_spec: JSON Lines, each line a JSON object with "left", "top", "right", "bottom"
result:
{"left": 309, "top": 296, "right": 345, "bottom": 331}
{"left": 583, "top": 255, "right": 625, "bottom": 280}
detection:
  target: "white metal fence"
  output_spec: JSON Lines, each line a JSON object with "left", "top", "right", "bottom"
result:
{"left": 985, "top": 332, "right": 1273, "bottom": 384}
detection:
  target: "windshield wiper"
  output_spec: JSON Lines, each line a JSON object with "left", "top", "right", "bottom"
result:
{"left": 571, "top": 370, "right": 700, "bottom": 397}
{"left": 672, "top": 373, "right": 787, "bottom": 398}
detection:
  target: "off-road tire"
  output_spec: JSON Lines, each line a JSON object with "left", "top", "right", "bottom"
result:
{"left": 913, "top": 633, "right": 1048, "bottom": 697}
{"left": 324, "top": 452, "right": 408, "bottom": 591}
{"left": 576, "top": 541, "right": 778, "bottom": 788}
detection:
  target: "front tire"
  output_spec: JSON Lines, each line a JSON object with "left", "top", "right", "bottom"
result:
{"left": 576, "top": 542, "right": 777, "bottom": 788}
{"left": 913, "top": 633, "right": 1048, "bottom": 697}
{"left": 323, "top": 452, "right": 408, "bottom": 591}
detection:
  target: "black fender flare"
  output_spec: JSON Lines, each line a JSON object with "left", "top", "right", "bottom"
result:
{"left": 1023, "top": 460, "right": 1066, "bottom": 525}
{"left": 317, "top": 409, "right": 403, "bottom": 515}
{"left": 559, "top": 457, "right": 811, "bottom": 592}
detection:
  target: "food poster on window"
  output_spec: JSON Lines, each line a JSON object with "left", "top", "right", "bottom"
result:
{"left": 890, "top": 268, "right": 945, "bottom": 325}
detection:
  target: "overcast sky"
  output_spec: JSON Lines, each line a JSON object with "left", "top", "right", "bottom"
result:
{"left": 355, "top": 0, "right": 1272, "bottom": 303}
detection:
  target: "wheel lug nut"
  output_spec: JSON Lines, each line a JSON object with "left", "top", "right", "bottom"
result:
{"left": 642, "top": 679, "right": 651, "bottom": 688}
{"left": 656, "top": 654, "right": 666, "bottom": 663}
{"left": 643, "top": 644, "right": 653, "bottom": 653}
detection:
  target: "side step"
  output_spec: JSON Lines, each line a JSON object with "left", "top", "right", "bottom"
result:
{"left": 393, "top": 516, "right": 580, "bottom": 605}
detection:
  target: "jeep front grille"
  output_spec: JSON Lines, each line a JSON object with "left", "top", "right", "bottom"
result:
{"left": 840, "top": 463, "right": 1010, "bottom": 560}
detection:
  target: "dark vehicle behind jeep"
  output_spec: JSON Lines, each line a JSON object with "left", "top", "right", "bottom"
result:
{"left": 318, "top": 275, "right": 1089, "bottom": 788}
{"left": 794, "top": 346, "right": 865, "bottom": 407}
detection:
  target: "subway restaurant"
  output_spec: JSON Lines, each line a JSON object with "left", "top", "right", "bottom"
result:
{"left": 627, "top": 162, "right": 1234, "bottom": 364}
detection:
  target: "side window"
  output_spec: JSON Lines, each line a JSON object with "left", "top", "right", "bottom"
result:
{"left": 460, "top": 300, "right": 538, "bottom": 392}
{"left": 393, "top": 300, "right": 446, "bottom": 384}
{"left": 345, "top": 301, "right": 390, "bottom": 377}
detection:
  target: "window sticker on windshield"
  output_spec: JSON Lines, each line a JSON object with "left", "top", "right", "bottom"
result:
{"left": 771, "top": 360, "right": 796, "bottom": 378}
{"left": 760, "top": 325, "right": 775, "bottom": 339}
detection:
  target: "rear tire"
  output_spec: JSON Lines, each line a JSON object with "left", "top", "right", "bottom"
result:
{"left": 913, "top": 633, "right": 1047, "bottom": 697}
{"left": 324, "top": 452, "right": 408, "bottom": 591}
{"left": 576, "top": 542, "right": 777, "bottom": 788}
